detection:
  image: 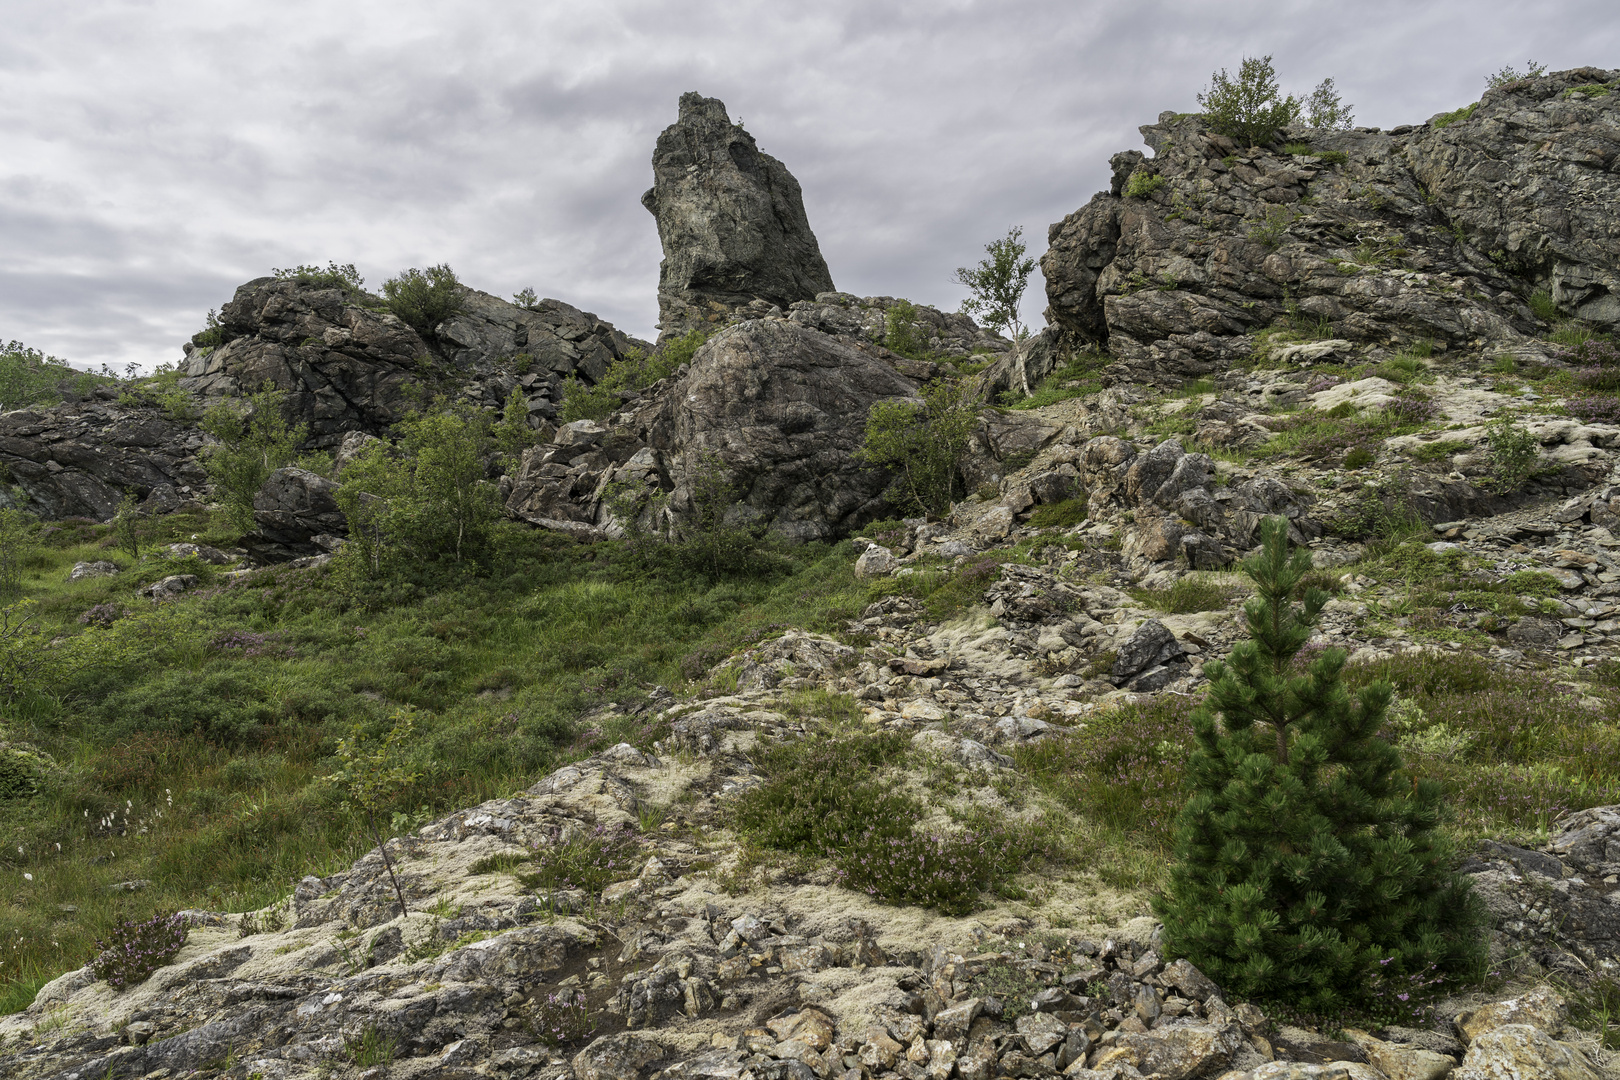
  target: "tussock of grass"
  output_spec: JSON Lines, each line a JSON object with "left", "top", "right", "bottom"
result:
{"left": 1130, "top": 575, "right": 1241, "bottom": 613}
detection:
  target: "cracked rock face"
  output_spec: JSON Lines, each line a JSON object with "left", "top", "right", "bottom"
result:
{"left": 643, "top": 92, "right": 836, "bottom": 338}
{"left": 178, "top": 278, "right": 649, "bottom": 445}
{"left": 1042, "top": 67, "right": 1620, "bottom": 387}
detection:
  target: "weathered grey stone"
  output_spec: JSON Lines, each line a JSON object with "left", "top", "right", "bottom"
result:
{"left": 643, "top": 92, "right": 835, "bottom": 337}
{"left": 1112, "top": 619, "right": 1184, "bottom": 679}
{"left": 1454, "top": 1023, "right": 1602, "bottom": 1080}
{"left": 245, "top": 466, "right": 346, "bottom": 561}
{"left": 141, "top": 574, "right": 198, "bottom": 600}
{"left": 67, "top": 560, "right": 119, "bottom": 582}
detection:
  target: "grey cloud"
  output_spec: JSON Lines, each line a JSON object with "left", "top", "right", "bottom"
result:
{"left": 2, "top": 0, "right": 1618, "bottom": 371}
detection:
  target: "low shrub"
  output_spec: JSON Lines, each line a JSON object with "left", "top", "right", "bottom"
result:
{"left": 1125, "top": 172, "right": 1165, "bottom": 199}
{"left": 91, "top": 912, "right": 189, "bottom": 990}
{"left": 883, "top": 300, "right": 933, "bottom": 360}
{"left": 1432, "top": 102, "right": 1477, "bottom": 129}
{"left": 732, "top": 731, "right": 913, "bottom": 852}
{"left": 1568, "top": 395, "right": 1620, "bottom": 425}
{"left": 382, "top": 265, "right": 463, "bottom": 334}
{"left": 532, "top": 989, "right": 594, "bottom": 1046}
{"left": 828, "top": 825, "right": 1028, "bottom": 916}
{"left": 1483, "top": 416, "right": 1542, "bottom": 492}
{"left": 346, "top": 1025, "right": 399, "bottom": 1068}
{"left": 273, "top": 262, "right": 365, "bottom": 292}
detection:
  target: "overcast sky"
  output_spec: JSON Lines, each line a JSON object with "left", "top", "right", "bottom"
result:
{"left": 4, "top": 1, "right": 1617, "bottom": 372}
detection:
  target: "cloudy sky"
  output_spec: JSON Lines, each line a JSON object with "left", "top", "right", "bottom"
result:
{"left": 4, "top": 1, "right": 1616, "bottom": 372}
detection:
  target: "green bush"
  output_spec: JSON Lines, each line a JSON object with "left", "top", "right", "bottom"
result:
{"left": 1485, "top": 60, "right": 1545, "bottom": 89}
{"left": 273, "top": 262, "right": 365, "bottom": 292}
{"left": 1247, "top": 206, "right": 1296, "bottom": 249}
{"left": 1198, "top": 55, "right": 1300, "bottom": 147}
{"left": 857, "top": 378, "right": 981, "bottom": 517}
{"left": 1305, "top": 76, "right": 1354, "bottom": 130}
{"left": 1483, "top": 416, "right": 1542, "bottom": 492}
{"left": 520, "top": 822, "right": 642, "bottom": 894}
{"left": 883, "top": 300, "right": 932, "bottom": 360}
{"left": 953, "top": 227, "right": 1035, "bottom": 343}
{"left": 200, "top": 388, "right": 308, "bottom": 536}
{"left": 1125, "top": 172, "right": 1166, "bottom": 199}
{"left": 91, "top": 912, "right": 189, "bottom": 990}
{"left": 560, "top": 336, "right": 703, "bottom": 423}
{"left": 0, "top": 340, "right": 113, "bottom": 410}
{"left": 1157, "top": 517, "right": 1486, "bottom": 1012}
{"left": 1313, "top": 150, "right": 1349, "bottom": 166}
{"left": 382, "top": 264, "right": 463, "bottom": 334}
{"left": 1529, "top": 289, "right": 1559, "bottom": 321}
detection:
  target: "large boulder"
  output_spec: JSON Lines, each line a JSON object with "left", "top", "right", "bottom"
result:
{"left": 630, "top": 320, "right": 917, "bottom": 541}
{"left": 245, "top": 467, "right": 346, "bottom": 561}
{"left": 1035, "top": 72, "right": 1620, "bottom": 384}
{"left": 642, "top": 93, "right": 835, "bottom": 337}
{"left": 178, "top": 278, "right": 648, "bottom": 444}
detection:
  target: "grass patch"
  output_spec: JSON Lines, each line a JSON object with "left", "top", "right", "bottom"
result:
{"left": 1404, "top": 439, "right": 1472, "bottom": 462}
{"left": 1001, "top": 351, "right": 1109, "bottom": 411}
{"left": 1129, "top": 575, "right": 1241, "bottom": 613}
{"left": 1027, "top": 498, "right": 1088, "bottom": 530}
{"left": 0, "top": 514, "right": 873, "bottom": 1009}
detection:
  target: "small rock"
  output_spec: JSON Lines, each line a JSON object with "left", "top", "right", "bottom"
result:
{"left": 1454, "top": 1024, "right": 1602, "bottom": 1080}
{"left": 141, "top": 574, "right": 198, "bottom": 600}
{"left": 67, "top": 560, "right": 119, "bottom": 582}
{"left": 855, "top": 545, "right": 902, "bottom": 578}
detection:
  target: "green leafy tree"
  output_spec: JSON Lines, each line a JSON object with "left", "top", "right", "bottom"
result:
{"left": 1305, "top": 77, "right": 1355, "bottom": 130}
{"left": 883, "top": 300, "right": 932, "bottom": 360}
{"left": 325, "top": 710, "right": 422, "bottom": 916}
{"left": 200, "top": 388, "right": 308, "bottom": 535}
{"left": 857, "top": 378, "right": 981, "bottom": 517}
{"left": 492, "top": 386, "right": 538, "bottom": 468}
{"left": 512, "top": 286, "right": 540, "bottom": 310}
{"left": 336, "top": 401, "right": 503, "bottom": 574}
{"left": 382, "top": 264, "right": 464, "bottom": 334}
{"left": 1199, "top": 55, "right": 1302, "bottom": 147}
{"left": 954, "top": 228, "right": 1035, "bottom": 344}
{"left": 559, "top": 335, "right": 705, "bottom": 423}
{"left": 1156, "top": 517, "right": 1485, "bottom": 1012}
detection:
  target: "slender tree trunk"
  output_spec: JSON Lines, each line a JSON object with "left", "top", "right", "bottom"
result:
{"left": 366, "top": 808, "right": 410, "bottom": 917}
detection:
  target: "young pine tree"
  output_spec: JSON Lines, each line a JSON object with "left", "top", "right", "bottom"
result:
{"left": 1156, "top": 516, "right": 1484, "bottom": 1012}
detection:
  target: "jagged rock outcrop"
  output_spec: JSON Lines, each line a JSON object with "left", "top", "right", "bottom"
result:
{"left": 0, "top": 390, "right": 207, "bottom": 519}
{"left": 1042, "top": 67, "right": 1620, "bottom": 386}
{"left": 179, "top": 277, "right": 649, "bottom": 443}
{"left": 642, "top": 92, "right": 835, "bottom": 338}
{"left": 507, "top": 319, "right": 918, "bottom": 542}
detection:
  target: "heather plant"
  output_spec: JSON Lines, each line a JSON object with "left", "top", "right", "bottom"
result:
{"left": 90, "top": 912, "right": 189, "bottom": 990}
{"left": 382, "top": 264, "right": 463, "bottom": 334}
{"left": 1156, "top": 516, "right": 1486, "bottom": 1012}
{"left": 531, "top": 988, "right": 594, "bottom": 1046}
{"left": 828, "top": 825, "right": 1026, "bottom": 916}
{"left": 521, "top": 822, "right": 642, "bottom": 895}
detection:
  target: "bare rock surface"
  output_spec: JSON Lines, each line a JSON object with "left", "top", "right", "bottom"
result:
{"left": 643, "top": 92, "right": 835, "bottom": 338}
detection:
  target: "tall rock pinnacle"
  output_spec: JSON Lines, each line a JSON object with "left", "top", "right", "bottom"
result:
{"left": 642, "top": 92, "right": 835, "bottom": 338}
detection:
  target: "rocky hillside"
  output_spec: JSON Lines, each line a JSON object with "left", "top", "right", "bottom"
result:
{"left": 3, "top": 73, "right": 1620, "bottom": 1080}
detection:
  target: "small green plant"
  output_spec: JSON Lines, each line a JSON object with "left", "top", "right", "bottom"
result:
{"left": 953, "top": 227, "right": 1036, "bottom": 343}
{"left": 1312, "top": 150, "right": 1348, "bottom": 166}
{"left": 1343, "top": 446, "right": 1374, "bottom": 469}
{"left": 382, "top": 264, "right": 463, "bottom": 334}
{"left": 521, "top": 822, "right": 642, "bottom": 894}
{"left": 273, "top": 262, "right": 364, "bottom": 291}
{"left": 1248, "top": 206, "right": 1296, "bottom": 249}
{"left": 191, "top": 308, "right": 230, "bottom": 350}
{"left": 1484, "top": 416, "right": 1541, "bottom": 492}
{"left": 1529, "top": 289, "right": 1559, "bottom": 321}
{"left": 90, "top": 912, "right": 189, "bottom": 990}
{"left": 560, "top": 338, "right": 699, "bottom": 422}
{"left": 1156, "top": 517, "right": 1486, "bottom": 1012}
{"left": 1432, "top": 103, "right": 1478, "bottom": 129}
{"left": 324, "top": 710, "right": 423, "bottom": 917}
{"left": 1028, "top": 498, "right": 1088, "bottom": 530}
{"left": 0, "top": 506, "right": 33, "bottom": 603}
{"left": 1485, "top": 60, "right": 1546, "bottom": 89}
{"left": 1281, "top": 142, "right": 1313, "bottom": 156}
{"left": 857, "top": 378, "right": 981, "bottom": 517}
{"left": 1406, "top": 439, "right": 1471, "bottom": 463}
{"left": 532, "top": 988, "right": 595, "bottom": 1045}
{"left": 1131, "top": 576, "right": 1239, "bottom": 613}
{"left": 346, "top": 1025, "right": 399, "bottom": 1068}
{"left": 112, "top": 490, "right": 144, "bottom": 560}
{"left": 1125, "top": 172, "right": 1165, "bottom": 199}
{"left": 1564, "top": 84, "right": 1613, "bottom": 101}
{"left": 883, "top": 300, "right": 932, "bottom": 360}
{"left": 512, "top": 286, "right": 540, "bottom": 309}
